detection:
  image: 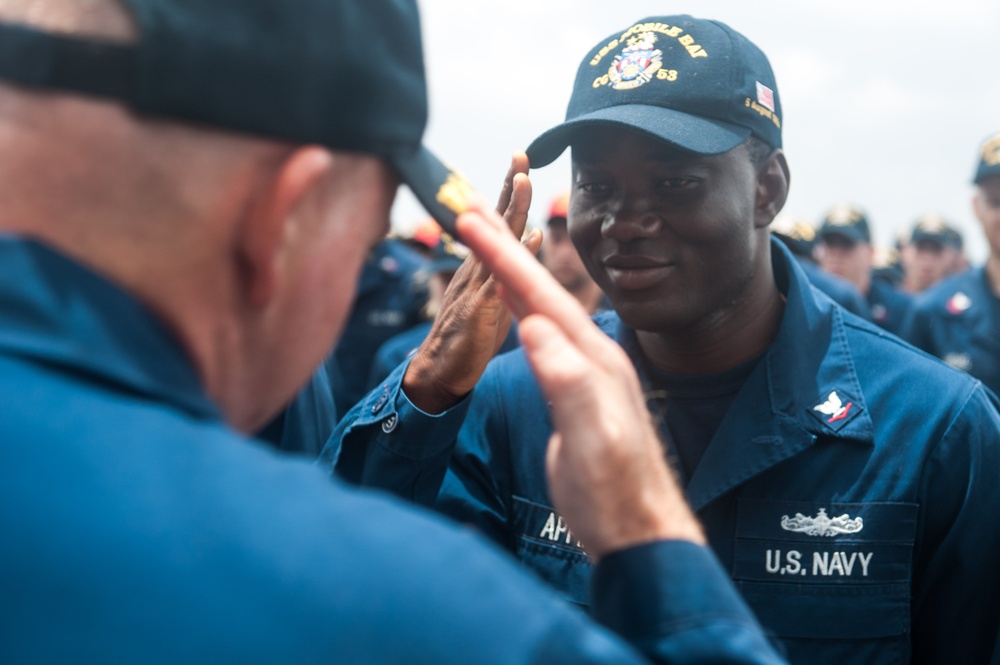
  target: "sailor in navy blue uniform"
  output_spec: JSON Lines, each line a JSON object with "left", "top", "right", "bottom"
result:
{"left": 816, "top": 203, "right": 913, "bottom": 337}
{"left": 0, "top": 2, "right": 789, "bottom": 664}
{"left": 898, "top": 213, "right": 965, "bottom": 295}
{"left": 904, "top": 131, "right": 1000, "bottom": 396}
{"left": 324, "top": 15, "right": 1000, "bottom": 665}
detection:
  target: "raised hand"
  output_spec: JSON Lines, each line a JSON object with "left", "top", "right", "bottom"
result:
{"left": 402, "top": 153, "right": 541, "bottom": 413}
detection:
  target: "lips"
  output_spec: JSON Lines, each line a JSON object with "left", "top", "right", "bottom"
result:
{"left": 603, "top": 254, "right": 673, "bottom": 291}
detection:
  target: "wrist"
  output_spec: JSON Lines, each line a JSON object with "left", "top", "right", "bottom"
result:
{"left": 402, "top": 352, "right": 466, "bottom": 414}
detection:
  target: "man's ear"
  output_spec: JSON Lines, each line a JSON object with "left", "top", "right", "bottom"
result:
{"left": 238, "top": 146, "right": 334, "bottom": 308}
{"left": 754, "top": 149, "right": 790, "bottom": 229}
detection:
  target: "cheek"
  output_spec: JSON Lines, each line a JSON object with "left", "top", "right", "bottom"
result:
{"left": 567, "top": 216, "right": 603, "bottom": 272}
{"left": 567, "top": 211, "right": 597, "bottom": 253}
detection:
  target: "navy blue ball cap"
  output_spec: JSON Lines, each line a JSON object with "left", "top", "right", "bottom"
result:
{"left": 0, "top": 0, "right": 473, "bottom": 237}
{"left": 527, "top": 15, "right": 782, "bottom": 168}
{"left": 910, "top": 213, "right": 961, "bottom": 249}
{"left": 973, "top": 131, "right": 1000, "bottom": 185}
{"left": 818, "top": 203, "right": 871, "bottom": 245}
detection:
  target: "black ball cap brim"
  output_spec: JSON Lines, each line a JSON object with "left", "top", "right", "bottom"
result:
{"left": 526, "top": 105, "right": 751, "bottom": 168}
{"left": 390, "top": 145, "right": 475, "bottom": 239}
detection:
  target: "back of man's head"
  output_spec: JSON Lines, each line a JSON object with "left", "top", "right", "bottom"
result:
{"left": 0, "top": 0, "right": 471, "bottom": 430}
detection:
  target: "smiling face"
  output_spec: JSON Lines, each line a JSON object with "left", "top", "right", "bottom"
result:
{"left": 567, "top": 126, "right": 771, "bottom": 334}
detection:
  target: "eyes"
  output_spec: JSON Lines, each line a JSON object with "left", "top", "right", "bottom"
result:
{"left": 575, "top": 175, "right": 700, "bottom": 196}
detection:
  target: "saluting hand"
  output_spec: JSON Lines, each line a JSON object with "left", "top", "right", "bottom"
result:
{"left": 402, "top": 152, "right": 541, "bottom": 413}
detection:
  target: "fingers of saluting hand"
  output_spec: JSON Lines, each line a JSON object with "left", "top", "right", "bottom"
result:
{"left": 494, "top": 152, "right": 530, "bottom": 217}
{"left": 455, "top": 199, "right": 604, "bottom": 352}
{"left": 459, "top": 155, "right": 532, "bottom": 285}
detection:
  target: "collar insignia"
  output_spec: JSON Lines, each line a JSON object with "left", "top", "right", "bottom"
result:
{"left": 781, "top": 508, "right": 863, "bottom": 537}
{"left": 813, "top": 390, "right": 852, "bottom": 423}
{"left": 946, "top": 291, "right": 971, "bottom": 315}
{"left": 944, "top": 352, "right": 972, "bottom": 371}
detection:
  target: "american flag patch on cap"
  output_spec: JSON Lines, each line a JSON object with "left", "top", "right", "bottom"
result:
{"left": 756, "top": 81, "right": 775, "bottom": 112}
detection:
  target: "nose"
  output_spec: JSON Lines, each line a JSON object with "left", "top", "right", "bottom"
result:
{"left": 601, "top": 197, "right": 663, "bottom": 241}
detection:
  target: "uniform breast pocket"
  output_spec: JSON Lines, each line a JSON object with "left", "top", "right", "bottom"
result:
{"left": 510, "top": 495, "right": 592, "bottom": 608}
{"left": 733, "top": 498, "right": 918, "bottom": 664}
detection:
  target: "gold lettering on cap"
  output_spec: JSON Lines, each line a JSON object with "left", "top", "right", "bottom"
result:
{"left": 589, "top": 39, "right": 620, "bottom": 66}
{"left": 677, "top": 34, "right": 707, "bottom": 58}
{"left": 744, "top": 98, "right": 781, "bottom": 129}
{"left": 436, "top": 173, "right": 476, "bottom": 216}
{"left": 616, "top": 23, "right": 699, "bottom": 55}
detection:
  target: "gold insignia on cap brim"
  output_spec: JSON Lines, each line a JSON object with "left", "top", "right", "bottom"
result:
{"left": 436, "top": 172, "right": 475, "bottom": 217}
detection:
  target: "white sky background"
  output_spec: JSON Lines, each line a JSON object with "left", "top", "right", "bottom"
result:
{"left": 394, "top": 0, "right": 1000, "bottom": 264}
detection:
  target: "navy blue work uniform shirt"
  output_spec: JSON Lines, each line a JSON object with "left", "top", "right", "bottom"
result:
{"left": 326, "top": 239, "right": 1000, "bottom": 665}
{"left": 903, "top": 266, "right": 1000, "bottom": 396}
{"left": 0, "top": 236, "right": 787, "bottom": 665}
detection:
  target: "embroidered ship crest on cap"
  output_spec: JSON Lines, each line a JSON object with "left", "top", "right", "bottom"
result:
{"left": 607, "top": 32, "right": 663, "bottom": 90}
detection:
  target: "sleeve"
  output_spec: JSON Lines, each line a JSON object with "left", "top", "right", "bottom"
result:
{"left": 321, "top": 351, "right": 538, "bottom": 552}
{"left": 319, "top": 358, "right": 472, "bottom": 506}
{"left": 911, "top": 384, "right": 1000, "bottom": 663}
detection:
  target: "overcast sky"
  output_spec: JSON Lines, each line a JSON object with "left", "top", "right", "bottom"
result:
{"left": 394, "top": 0, "right": 1000, "bottom": 264}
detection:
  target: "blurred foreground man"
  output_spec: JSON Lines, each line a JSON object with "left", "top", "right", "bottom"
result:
{"left": 0, "top": 1, "right": 786, "bottom": 663}
{"left": 326, "top": 14, "right": 1000, "bottom": 665}
{"left": 905, "top": 132, "right": 1000, "bottom": 396}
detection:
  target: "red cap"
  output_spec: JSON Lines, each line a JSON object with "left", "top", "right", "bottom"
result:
{"left": 411, "top": 217, "right": 442, "bottom": 249}
{"left": 548, "top": 191, "right": 570, "bottom": 222}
